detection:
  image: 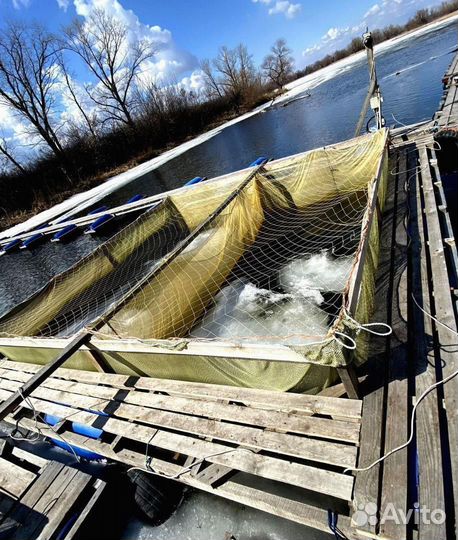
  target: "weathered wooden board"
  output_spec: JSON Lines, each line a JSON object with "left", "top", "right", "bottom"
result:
{"left": 15, "top": 416, "right": 360, "bottom": 539}
{"left": 0, "top": 360, "right": 362, "bottom": 419}
{"left": 378, "top": 149, "right": 409, "bottom": 540}
{"left": 0, "top": 367, "right": 360, "bottom": 443}
{"left": 0, "top": 457, "right": 35, "bottom": 498}
{"left": 410, "top": 148, "right": 447, "bottom": 540}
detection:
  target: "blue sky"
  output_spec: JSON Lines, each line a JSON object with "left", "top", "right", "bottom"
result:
{"left": 0, "top": 0, "right": 447, "bottom": 71}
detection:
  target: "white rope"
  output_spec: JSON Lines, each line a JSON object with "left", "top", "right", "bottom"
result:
{"left": 344, "top": 293, "right": 458, "bottom": 474}
{"left": 127, "top": 447, "right": 255, "bottom": 480}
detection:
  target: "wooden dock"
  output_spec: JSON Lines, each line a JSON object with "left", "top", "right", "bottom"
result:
{"left": 0, "top": 359, "right": 362, "bottom": 538}
{"left": 0, "top": 440, "right": 109, "bottom": 540}
{"left": 434, "top": 49, "right": 458, "bottom": 129}
{"left": 0, "top": 50, "right": 456, "bottom": 540}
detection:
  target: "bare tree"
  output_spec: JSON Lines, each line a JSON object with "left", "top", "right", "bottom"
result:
{"left": 200, "top": 58, "right": 223, "bottom": 99}
{"left": 0, "top": 135, "right": 26, "bottom": 175}
{"left": 58, "top": 57, "right": 99, "bottom": 139}
{"left": 0, "top": 23, "right": 69, "bottom": 171}
{"left": 64, "top": 8, "right": 156, "bottom": 128}
{"left": 261, "top": 38, "right": 294, "bottom": 89}
{"left": 212, "top": 44, "right": 257, "bottom": 104}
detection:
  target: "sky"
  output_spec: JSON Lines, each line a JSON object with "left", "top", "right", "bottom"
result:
{"left": 0, "top": 0, "right": 449, "bottom": 163}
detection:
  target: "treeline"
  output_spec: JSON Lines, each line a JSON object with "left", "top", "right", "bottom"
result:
{"left": 0, "top": 6, "right": 293, "bottom": 230}
{"left": 0, "top": 1, "right": 457, "bottom": 231}
{"left": 296, "top": 1, "right": 458, "bottom": 78}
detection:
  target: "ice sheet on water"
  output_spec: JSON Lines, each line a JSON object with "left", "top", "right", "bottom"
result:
{"left": 191, "top": 250, "right": 354, "bottom": 343}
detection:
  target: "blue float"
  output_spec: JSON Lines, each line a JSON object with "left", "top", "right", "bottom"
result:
{"left": 87, "top": 205, "right": 109, "bottom": 215}
{"left": 21, "top": 232, "right": 45, "bottom": 250}
{"left": 126, "top": 194, "right": 143, "bottom": 204}
{"left": 2, "top": 238, "right": 22, "bottom": 254}
{"left": 184, "top": 176, "right": 204, "bottom": 186}
{"left": 84, "top": 213, "right": 115, "bottom": 234}
{"left": 51, "top": 224, "right": 78, "bottom": 242}
{"left": 44, "top": 412, "right": 105, "bottom": 460}
{"left": 249, "top": 157, "right": 268, "bottom": 167}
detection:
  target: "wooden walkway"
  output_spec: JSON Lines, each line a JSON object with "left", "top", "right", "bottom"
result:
{"left": 434, "top": 49, "right": 458, "bottom": 129}
{"left": 351, "top": 126, "right": 458, "bottom": 539}
{"left": 0, "top": 359, "right": 362, "bottom": 538}
{"left": 0, "top": 441, "right": 108, "bottom": 540}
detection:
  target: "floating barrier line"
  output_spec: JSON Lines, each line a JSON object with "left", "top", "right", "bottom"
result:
{"left": 0, "top": 199, "right": 162, "bottom": 248}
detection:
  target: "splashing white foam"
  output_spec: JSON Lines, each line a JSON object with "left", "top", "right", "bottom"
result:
{"left": 279, "top": 251, "right": 353, "bottom": 295}
{"left": 191, "top": 251, "right": 354, "bottom": 344}
{"left": 191, "top": 279, "right": 329, "bottom": 344}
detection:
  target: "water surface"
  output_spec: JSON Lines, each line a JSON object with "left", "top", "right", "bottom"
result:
{"left": 0, "top": 22, "right": 456, "bottom": 317}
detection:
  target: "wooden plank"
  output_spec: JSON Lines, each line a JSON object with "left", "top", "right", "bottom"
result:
{"left": 10, "top": 447, "right": 47, "bottom": 470}
{"left": 0, "top": 368, "right": 360, "bottom": 443}
{"left": 0, "top": 331, "right": 90, "bottom": 422}
{"left": 65, "top": 479, "right": 107, "bottom": 540}
{"left": 0, "top": 331, "right": 332, "bottom": 365}
{"left": 7, "top": 461, "right": 65, "bottom": 536}
{"left": 35, "top": 470, "right": 93, "bottom": 540}
{"left": 418, "top": 144, "right": 458, "bottom": 530}
{"left": 10, "top": 465, "right": 80, "bottom": 540}
{"left": 0, "top": 457, "right": 35, "bottom": 498}
{"left": 378, "top": 149, "right": 409, "bottom": 540}
{"left": 15, "top": 416, "right": 359, "bottom": 538}
{"left": 409, "top": 148, "right": 447, "bottom": 540}
{"left": 0, "top": 379, "right": 357, "bottom": 468}
{"left": 0, "top": 360, "right": 362, "bottom": 419}
{"left": 319, "top": 376, "right": 367, "bottom": 398}
{"left": 352, "top": 148, "right": 400, "bottom": 537}
{"left": 2, "top": 393, "right": 355, "bottom": 501}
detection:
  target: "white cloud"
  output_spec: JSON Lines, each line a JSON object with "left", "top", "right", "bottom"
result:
{"left": 300, "top": 0, "right": 433, "bottom": 63}
{"left": 323, "top": 26, "right": 350, "bottom": 42}
{"left": 11, "top": 0, "right": 30, "bottom": 9}
{"left": 268, "top": 1, "right": 301, "bottom": 18}
{"left": 56, "top": 0, "right": 70, "bottom": 10}
{"left": 72, "top": 0, "right": 197, "bottom": 83}
{"left": 364, "top": 4, "right": 381, "bottom": 19}
{"left": 177, "top": 70, "right": 206, "bottom": 94}
{"left": 252, "top": 0, "right": 272, "bottom": 3}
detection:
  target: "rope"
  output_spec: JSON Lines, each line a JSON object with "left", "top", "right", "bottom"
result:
{"left": 12, "top": 401, "right": 81, "bottom": 463}
{"left": 127, "top": 445, "right": 255, "bottom": 481}
{"left": 344, "top": 292, "right": 458, "bottom": 474}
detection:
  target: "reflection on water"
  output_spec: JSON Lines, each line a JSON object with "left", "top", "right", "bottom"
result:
{"left": 0, "top": 22, "right": 457, "bottom": 317}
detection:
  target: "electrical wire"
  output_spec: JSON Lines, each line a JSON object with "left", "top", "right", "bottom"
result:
{"left": 344, "top": 285, "right": 458, "bottom": 475}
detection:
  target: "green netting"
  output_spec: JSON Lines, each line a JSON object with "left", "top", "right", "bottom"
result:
{"left": 0, "top": 129, "right": 389, "bottom": 393}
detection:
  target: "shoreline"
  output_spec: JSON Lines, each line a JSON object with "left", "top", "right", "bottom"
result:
{"left": 1, "top": 11, "right": 457, "bottom": 241}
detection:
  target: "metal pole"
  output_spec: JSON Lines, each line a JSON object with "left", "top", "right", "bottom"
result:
{"left": 354, "top": 30, "right": 384, "bottom": 137}
{"left": 0, "top": 331, "right": 90, "bottom": 421}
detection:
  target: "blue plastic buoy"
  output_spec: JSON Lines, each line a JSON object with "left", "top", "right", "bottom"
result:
{"left": 44, "top": 412, "right": 104, "bottom": 460}
{"left": 126, "top": 194, "right": 143, "bottom": 204}
{"left": 184, "top": 176, "right": 204, "bottom": 186}
{"left": 21, "top": 232, "right": 45, "bottom": 250}
{"left": 84, "top": 213, "right": 115, "bottom": 234}
{"left": 249, "top": 157, "right": 268, "bottom": 167}
{"left": 51, "top": 224, "right": 78, "bottom": 242}
{"left": 2, "top": 238, "right": 22, "bottom": 254}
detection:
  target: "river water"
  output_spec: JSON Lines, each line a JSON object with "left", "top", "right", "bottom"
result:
{"left": 0, "top": 20, "right": 457, "bottom": 540}
{"left": 0, "top": 22, "right": 457, "bottom": 317}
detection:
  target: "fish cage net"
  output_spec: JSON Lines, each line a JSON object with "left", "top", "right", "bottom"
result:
{"left": 0, "top": 130, "right": 388, "bottom": 392}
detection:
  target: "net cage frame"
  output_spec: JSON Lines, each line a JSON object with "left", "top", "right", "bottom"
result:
{"left": 0, "top": 130, "right": 389, "bottom": 390}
